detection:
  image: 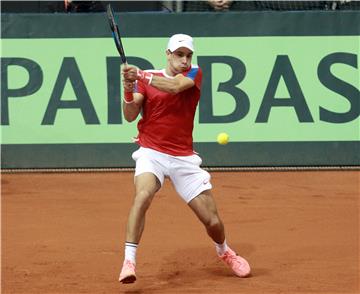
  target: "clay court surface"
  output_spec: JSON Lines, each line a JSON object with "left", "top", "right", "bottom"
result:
{"left": 1, "top": 170, "right": 359, "bottom": 294}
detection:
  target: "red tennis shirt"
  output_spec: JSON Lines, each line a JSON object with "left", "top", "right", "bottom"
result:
{"left": 134, "top": 65, "right": 202, "bottom": 156}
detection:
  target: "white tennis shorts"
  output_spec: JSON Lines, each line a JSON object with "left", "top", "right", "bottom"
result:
{"left": 132, "top": 147, "right": 212, "bottom": 203}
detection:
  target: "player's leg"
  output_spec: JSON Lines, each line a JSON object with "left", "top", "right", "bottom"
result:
{"left": 170, "top": 154, "right": 250, "bottom": 277}
{"left": 188, "top": 190, "right": 251, "bottom": 278}
{"left": 126, "top": 172, "right": 161, "bottom": 243}
{"left": 187, "top": 189, "right": 225, "bottom": 244}
{"left": 170, "top": 155, "right": 224, "bottom": 243}
{"left": 119, "top": 172, "right": 161, "bottom": 283}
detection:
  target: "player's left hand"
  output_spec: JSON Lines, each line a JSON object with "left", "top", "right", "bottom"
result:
{"left": 122, "top": 67, "right": 153, "bottom": 85}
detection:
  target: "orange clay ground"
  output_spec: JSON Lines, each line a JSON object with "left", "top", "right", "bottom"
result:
{"left": 2, "top": 171, "right": 359, "bottom": 294}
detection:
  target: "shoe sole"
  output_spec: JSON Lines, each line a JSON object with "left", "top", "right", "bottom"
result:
{"left": 236, "top": 271, "right": 251, "bottom": 278}
{"left": 120, "top": 274, "right": 136, "bottom": 284}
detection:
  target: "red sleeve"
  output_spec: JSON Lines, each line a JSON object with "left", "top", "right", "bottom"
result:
{"left": 135, "top": 80, "right": 146, "bottom": 96}
{"left": 183, "top": 65, "right": 202, "bottom": 90}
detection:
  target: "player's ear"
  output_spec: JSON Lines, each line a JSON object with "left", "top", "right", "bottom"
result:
{"left": 166, "top": 50, "right": 172, "bottom": 62}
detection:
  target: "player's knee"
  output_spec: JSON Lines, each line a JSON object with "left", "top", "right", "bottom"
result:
{"left": 205, "top": 216, "right": 223, "bottom": 231}
{"left": 133, "top": 190, "right": 154, "bottom": 211}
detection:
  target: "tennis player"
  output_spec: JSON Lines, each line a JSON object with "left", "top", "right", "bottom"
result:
{"left": 119, "top": 34, "right": 251, "bottom": 283}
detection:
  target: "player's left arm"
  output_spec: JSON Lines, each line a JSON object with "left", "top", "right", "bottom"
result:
{"left": 150, "top": 74, "right": 194, "bottom": 94}
{"left": 123, "top": 66, "right": 201, "bottom": 94}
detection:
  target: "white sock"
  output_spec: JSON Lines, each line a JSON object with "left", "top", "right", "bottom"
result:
{"left": 124, "top": 242, "right": 138, "bottom": 264}
{"left": 215, "top": 239, "right": 228, "bottom": 256}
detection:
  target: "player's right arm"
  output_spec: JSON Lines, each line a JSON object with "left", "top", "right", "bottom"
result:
{"left": 122, "top": 78, "right": 144, "bottom": 122}
{"left": 122, "top": 92, "right": 144, "bottom": 122}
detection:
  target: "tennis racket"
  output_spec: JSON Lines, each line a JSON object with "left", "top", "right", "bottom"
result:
{"left": 106, "top": 4, "right": 127, "bottom": 64}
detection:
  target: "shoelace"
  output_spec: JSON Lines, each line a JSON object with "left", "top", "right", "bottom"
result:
{"left": 224, "top": 252, "right": 242, "bottom": 268}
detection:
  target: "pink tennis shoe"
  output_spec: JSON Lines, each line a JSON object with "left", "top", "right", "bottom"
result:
{"left": 219, "top": 248, "right": 251, "bottom": 277}
{"left": 119, "top": 260, "right": 136, "bottom": 284}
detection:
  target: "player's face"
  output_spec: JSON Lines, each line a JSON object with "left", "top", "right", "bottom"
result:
{"left": 167, "top": 47, "right": 193, "bottom": 74}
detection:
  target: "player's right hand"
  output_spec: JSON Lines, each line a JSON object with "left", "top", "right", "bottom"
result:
{"left": 123, "top": 79, "right": 135, "bottom": 92}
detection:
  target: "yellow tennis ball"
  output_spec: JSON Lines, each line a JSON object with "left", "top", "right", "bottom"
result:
{"left": 217, "top": 132, "right": 229, "bottom": 145}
